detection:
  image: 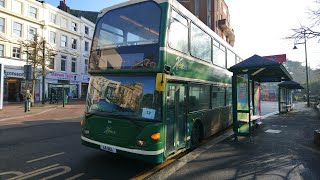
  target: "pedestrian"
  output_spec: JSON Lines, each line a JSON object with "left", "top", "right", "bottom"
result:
{"left": 25, "top": 90, "right": 32, "bottom": 111}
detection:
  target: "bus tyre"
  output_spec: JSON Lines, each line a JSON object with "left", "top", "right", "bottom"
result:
{"left": 191, "top": 122, "right": 202, "bottom": 149}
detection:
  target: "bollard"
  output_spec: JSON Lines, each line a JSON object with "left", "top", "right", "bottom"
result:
{"left": 24, "top": 99, "right": 28, "bottom": 112}
{"left": 63, "top": 90, "right": 65, "bottom": 107}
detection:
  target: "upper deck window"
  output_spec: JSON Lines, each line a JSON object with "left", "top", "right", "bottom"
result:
{"left": 90, "top": 1, "right": 161, "bottom": 70}
{"left": 168, "top": 10, "right": 188, "bottom": 54}
{"left": 190, "top": 23, "right": 212, "bottom": 62}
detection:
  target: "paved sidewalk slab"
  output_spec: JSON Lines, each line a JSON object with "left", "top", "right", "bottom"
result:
{"left": 149, "top": 103, "right": 320, "bottom": 180}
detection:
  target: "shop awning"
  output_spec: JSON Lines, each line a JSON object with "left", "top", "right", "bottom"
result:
{"left": 228, "top": 55, "right": 292, "bottom": 82}
{"left": 278, "top": 80, "right": 304, "bottom": 89}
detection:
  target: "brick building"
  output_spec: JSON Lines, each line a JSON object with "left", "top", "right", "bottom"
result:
{"left": 178, "top": 0, "right": 235, "bottom": 46}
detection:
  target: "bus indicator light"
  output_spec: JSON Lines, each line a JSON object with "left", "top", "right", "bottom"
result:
{"left": 151, "top": 133, "right": 161, "bottom": 141}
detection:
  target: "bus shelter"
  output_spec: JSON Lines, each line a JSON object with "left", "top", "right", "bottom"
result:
{"left": 278, "top": 80, "right": 303, "bottom": 113}
{"left": 228, "top": 55, "right": 292, "bottom": 139}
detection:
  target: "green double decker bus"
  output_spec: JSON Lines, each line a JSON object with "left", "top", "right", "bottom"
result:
{"left": 81, "top": 0, "right": 241, "bottom": 163}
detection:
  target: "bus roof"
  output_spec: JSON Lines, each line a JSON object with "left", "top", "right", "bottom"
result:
{"left": 98, "top": 0, "right": 242, "bottom": 59}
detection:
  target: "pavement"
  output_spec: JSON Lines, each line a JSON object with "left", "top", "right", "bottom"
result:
{"left": 148, "top": 102, "right": 320, "bottom": 180}
{"left": 0, "top": 100, "right": 85, "bottom": 128}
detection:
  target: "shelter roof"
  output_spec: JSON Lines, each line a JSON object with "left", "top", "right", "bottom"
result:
{"left": 228, "top": 55, "right": 292, "bottom": 82}
{"left": 278, "top": 80, "right": 304, "bottom": 89}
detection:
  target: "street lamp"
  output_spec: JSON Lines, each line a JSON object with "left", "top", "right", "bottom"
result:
{"left": 293, "top": 28, "right": 310, "bottom": 107}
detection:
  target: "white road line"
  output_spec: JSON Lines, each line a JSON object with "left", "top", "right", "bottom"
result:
{"left": 26, "top": 152, "right": 65, "bottom": 163}
{"left": 7, "top": 164, "right": 59, "bottom": 180}
{"left": 65, "top": 173, "right": 85, "bottom": 180}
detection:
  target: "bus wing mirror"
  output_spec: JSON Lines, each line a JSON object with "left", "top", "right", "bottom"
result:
{"left": 164, "top": 65, "right": 174, "bottom": 75}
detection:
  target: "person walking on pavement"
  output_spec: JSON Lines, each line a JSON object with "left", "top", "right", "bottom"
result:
{"left": 25, "top": 90, "right": 32, "bottom": 111}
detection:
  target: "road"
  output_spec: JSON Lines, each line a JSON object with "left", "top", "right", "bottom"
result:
{"left": 0, "top": 120, "right": 154, "bottom": 180}
{"left": 0, "top": 101, "right": 279, "bottom": 179}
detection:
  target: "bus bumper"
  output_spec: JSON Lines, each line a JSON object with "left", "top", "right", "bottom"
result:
{"left": 81, "top": 136, "right": 164, "bottom": 164}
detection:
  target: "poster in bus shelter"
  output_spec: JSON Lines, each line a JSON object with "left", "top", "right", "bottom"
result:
{"left": 254, "top": 83, "right": 261, "bottom": 123}
{"left": 237, "top": 75, "right": 249, "bottom": 121}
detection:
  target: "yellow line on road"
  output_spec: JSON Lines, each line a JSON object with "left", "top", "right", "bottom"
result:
{"left": 26, "top": 152, "right": 65, "bottom": 163}
{"left": 65, "top": 173, "right": 85, "bottom": 180}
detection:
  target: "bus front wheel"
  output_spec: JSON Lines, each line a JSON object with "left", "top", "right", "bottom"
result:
{"left": 191, "top": 121, "right": 203, "bottom": 149}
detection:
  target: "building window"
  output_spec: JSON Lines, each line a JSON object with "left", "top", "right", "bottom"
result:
{"left": 61, "top": 35, "right": 67, "bottom": 47}
{"left": 61, "top": 18, "right": 67, "bottom": 28}
{"left": 71, "top": 57, "right": 76, "bottom": 72}
{"left": 50, "top": 31, "right": 56, "bottom": 44}
{"left": 29, "top": 6, "right": 37, "bottom": 19}
{"left": 48, "top": 57, "right": 54, "bottom": 69}
{"left": 71, "top": 38, "right": 77, "bottom": 49}
{"left": 0, "top": 17, "right": 4, "bottom": 33}
{"left": 85, "top": 26, "right": 89, "bottom": 35}
{"left": 28, "top": 27, "right": 37, "bottom": 40}
{"left": 50, "top": 13, "right": 56, "bottom": 24}
{"left": 195, "top": 0, "right": 199, "bottom": 17}
{"left": 84, "top": 59, "right": 88, "bottom": 73}
{"left": 85, "top": 41, "right": 89, "bottom": 51}
{"left": 0, "top": 0, "right": 4, "bottom": 7}
{"left": 13, "top": 22, "right": 22, "bottom": 37}
{"left": 12, "top": 47, "right": 21, "bottom": 58}
{"left": 61, "top": 55, "right": 66, "bottom": 71}
{"left": 207, "top": 0, "right": 211, "bottom": 27}
{"left": 12, "top": 0, "right": 22, "bottom": 14}
{"left": 71, "top": 22, "right": 77, "bottom": 31}
{"left": 0, "top": 44, "right": 4, "bottom": 57}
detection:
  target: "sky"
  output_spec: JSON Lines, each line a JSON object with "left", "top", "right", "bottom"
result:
{"left": 46, "top": 0, "right": 320, "bottom": 69}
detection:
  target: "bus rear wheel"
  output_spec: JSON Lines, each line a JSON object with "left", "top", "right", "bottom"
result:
{"left": 191, "top": 122, "right": 202, "bottom": 149}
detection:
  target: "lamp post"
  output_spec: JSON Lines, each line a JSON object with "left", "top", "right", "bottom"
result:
{"left": 293, "top": 29, "right": 310, "bottom": 107}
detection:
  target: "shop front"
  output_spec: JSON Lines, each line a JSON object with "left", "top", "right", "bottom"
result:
{"left": 81, "top": 75, "right": 90, "bottom": 99}
{"left": 3, "top": 66, "right": 25, "bottom": 102}
{"left": 46, "top": 72, "right": 81, "bottom": 100}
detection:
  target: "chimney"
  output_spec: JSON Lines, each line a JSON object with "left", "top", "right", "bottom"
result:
{"left": 58, "top": 0, "right": 70, "bottom": 13}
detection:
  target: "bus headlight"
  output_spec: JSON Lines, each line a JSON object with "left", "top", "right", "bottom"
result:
{"left": 136, "top": 140, "right": 146, "bottom": 146}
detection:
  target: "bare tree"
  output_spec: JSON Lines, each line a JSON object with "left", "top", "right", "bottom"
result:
{"left": 286, "top": 1, "right": 320, "bottom": 41}
{"left": 20, "top": 34, "right": 56, "bottom": 104}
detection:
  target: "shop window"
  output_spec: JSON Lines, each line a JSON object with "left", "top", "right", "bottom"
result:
{"left": 12, "top": 47, "right": 21, "bottom": 58}
{"left": 189, "top": 84, "right": 210, "bottom": 112}
{"left": 168, "top": 10, "right": 188, "bottom": 54}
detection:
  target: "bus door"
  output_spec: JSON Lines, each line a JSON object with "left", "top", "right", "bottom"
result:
{"left": 165, "top": 83, "right": 187, "bottom": 156}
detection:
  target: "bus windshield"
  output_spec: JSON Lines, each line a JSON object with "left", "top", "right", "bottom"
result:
{"left": 90, "top": 1, "right": 162, "bottom": 70}
{"left": 86, "top": 75, "right": 162, "bottom": 121}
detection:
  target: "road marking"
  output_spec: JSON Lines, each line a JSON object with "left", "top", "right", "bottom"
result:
{"left": 7, "top": 164, "right": 59, "bottom": 180}
{"left": 26, "top": 152, "right": 65, "bottom": 163}
{"left": 0, "top": 171, "right": 24, "bottom": 176}
{"left": 265, "top": 129, "right": 281, "bottom": 133}
{"left": 65, "top": 173, "right": 85, "bottom": 180}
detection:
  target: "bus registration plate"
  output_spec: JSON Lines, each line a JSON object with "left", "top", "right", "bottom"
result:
{"left": 100, "top": 145, "right": 117, "bottom": 153}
